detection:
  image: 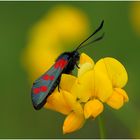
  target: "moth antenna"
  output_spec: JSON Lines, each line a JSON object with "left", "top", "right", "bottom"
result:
{"left": 75, "top": 20, "right": 104, "bottom": 51}
{"left": 78, "top": 32, "right": 105, "bottom": 50}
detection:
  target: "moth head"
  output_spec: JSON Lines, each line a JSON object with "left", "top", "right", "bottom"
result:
{"left": 72, "top": 51, "right": 80, "bottom": 61}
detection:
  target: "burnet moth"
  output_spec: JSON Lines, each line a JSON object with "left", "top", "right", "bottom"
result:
{"left": 31, "top": 20, "right": 104, "bottom": 110}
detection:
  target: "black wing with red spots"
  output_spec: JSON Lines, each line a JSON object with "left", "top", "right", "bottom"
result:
{"left": 31, "top": 54, "right": 69, "bottom": 110}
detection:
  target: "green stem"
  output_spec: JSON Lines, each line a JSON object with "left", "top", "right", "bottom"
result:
{"left": 98, "top": 116, "right": 106, "bottom": 139}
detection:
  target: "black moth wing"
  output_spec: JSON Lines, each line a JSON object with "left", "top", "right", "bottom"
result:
{"left": 31, "top": 54, "right": 70, "bottom": 110}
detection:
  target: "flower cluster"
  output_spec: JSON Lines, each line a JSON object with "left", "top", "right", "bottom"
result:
{"left": 44, "top": 53, "right": 129, "bottom": 134}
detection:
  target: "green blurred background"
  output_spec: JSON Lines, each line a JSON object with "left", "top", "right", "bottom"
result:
{"left": 0, "top": 1, "right": 140, "bottom": 138}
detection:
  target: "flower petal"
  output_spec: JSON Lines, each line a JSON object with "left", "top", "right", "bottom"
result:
{"left": 114, "top": 88, "right": 129, "bottom": 102}
{"left": 72, "top": 70, "right": 93, "bottom": 102}
{"left": 97, "top": 57, "right": 128, "bottom": 88}
{"left": 62, "top": 90, "right": 83, "bottom": 115}
{"left": 106, "top": 88, "right": 128, "bottom": 109}
{"left": 79, "top": 53, "right": 94, "bottom": 65}
{"left": 60, "top": 74, "right": 77, "bottom": 92}
{"left": 93, "top": 68, "right": 113, "bottom": 102}
{"left": 44, "top": 89, "right": 72, "bottom": 115}
{"left": 84, "top": 99, "right": 104, "bottom": 119}
{"left": 63, "top": 112, "right": 85, "bottom": 134}
{"left": 78, "top": 63, "right": 94, "bottom": 77}
{"left": 78, "top": 53, "right": 94, "bottom": 77}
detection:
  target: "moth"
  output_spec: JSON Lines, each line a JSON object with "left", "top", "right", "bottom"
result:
{"left": 31, "top": 20, "right": 104, "bottom": 110}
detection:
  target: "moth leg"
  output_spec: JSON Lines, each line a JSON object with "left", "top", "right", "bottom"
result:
{"left": 76, "top": 62, "right": 80, "bottom": 69}
{"left": 58, "top": 83, "right": 60, "bottom": 92}
{"left": 57, "top": 76, "right": 61, "bottom": 92}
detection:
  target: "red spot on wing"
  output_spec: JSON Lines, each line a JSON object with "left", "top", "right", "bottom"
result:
{"left": 33, "top": 88, "right": 40, "bottom": 94}
{"left": 54, "top": 58, "right": 68, "bottom": 69}
{"left": 50, "top": 75, "right": 55, "bottom": 80}
{"left": 42, "top": 74, "right": 49, "bottom": 80}
{"left": 42, "top": 74, "right": 55, "bottom": 81}
{"left": 33, "top": 86, "right": 48, "bottom": 94}
{"left": 54, "top": 62, "right": 59, "bottom": 68}
{"left": 40, "top": 86, "right": 48, "bottom": 92}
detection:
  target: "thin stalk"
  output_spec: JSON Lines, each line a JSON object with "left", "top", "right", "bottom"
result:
{"left": 98, "top": 116, "right": 106, "bottom": 139}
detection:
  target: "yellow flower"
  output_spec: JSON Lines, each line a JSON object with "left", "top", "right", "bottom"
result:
{"left": 21, "top": 5, "right": 89, "bottom": 81}
{"left": 130, "top": 2, "right": 140, "bottom": 36}
{"left": 44, "top": 53, "right": 129, "bottom": 134}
